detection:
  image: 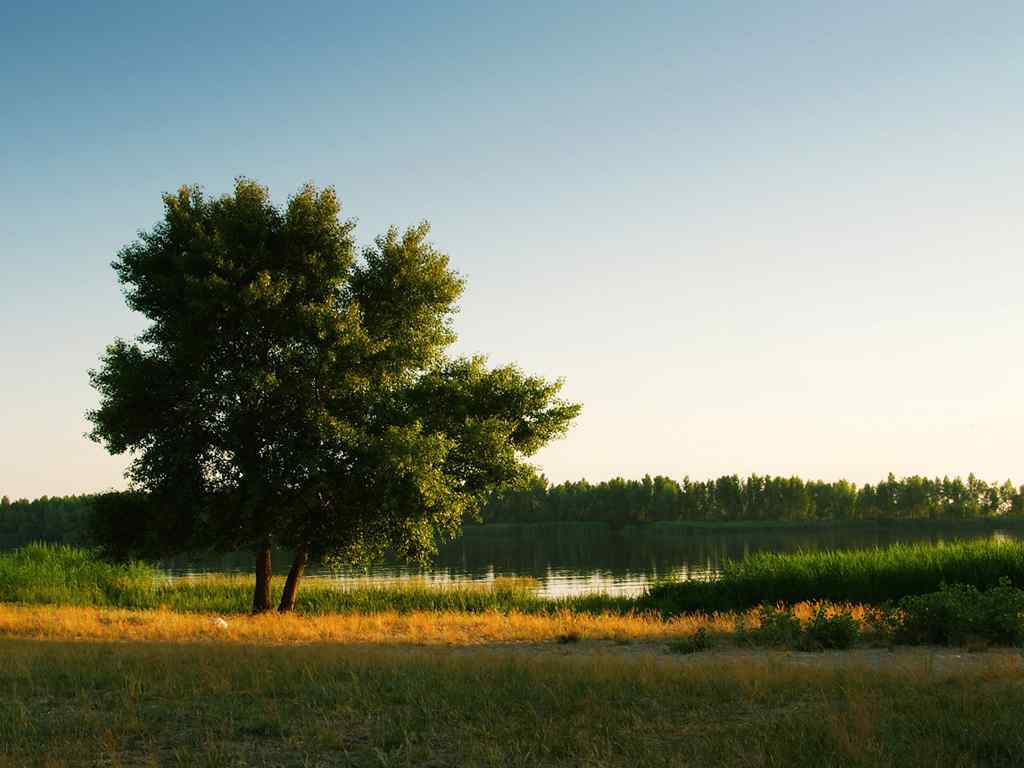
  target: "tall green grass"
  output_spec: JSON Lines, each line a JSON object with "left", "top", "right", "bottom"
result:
{"left": 8, "top": 541, "right": 1024, "bottom": 619}
{"left": 0, "top": 543, "right": 159, "bottom": 607}
{"left": 0, "top": 543, "right": 634, "bottom": 615}
{"left": 643, "top": 539, "right": 1024, "bottom": 614}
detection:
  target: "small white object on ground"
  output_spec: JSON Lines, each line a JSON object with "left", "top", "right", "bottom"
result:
{"left": 212, "top": 617, "right": 229, "bottom": 629}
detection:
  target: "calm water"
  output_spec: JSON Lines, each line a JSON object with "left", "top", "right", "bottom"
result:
{"left": 160, "top": 521, "right": 1024, "bottom": 598}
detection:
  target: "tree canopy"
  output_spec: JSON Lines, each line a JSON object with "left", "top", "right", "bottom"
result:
{"left": 87, "top": 178, "right": 580, "bottom": 610}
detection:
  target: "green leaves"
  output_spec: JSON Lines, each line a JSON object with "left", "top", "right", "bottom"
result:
{"left": 88, "top": 178, "right": 580, "bottom": 566}
{"left": 349, "top": 223, "right": 465, "bottom": 382}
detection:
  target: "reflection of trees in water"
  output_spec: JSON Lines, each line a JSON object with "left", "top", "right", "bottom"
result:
{"left": 433, "top": 523, "right": 1023, "bottom": 579}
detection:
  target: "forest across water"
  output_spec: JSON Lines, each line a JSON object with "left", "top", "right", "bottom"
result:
{"left": 3, "top": 472, "right": 1024, "bottom": 550}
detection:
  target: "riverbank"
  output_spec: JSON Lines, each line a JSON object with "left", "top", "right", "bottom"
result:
{"left": 646, "top": 537, "right": 1024, "bottom": 613}
{"left": 2, "top": 635, "right": 1022, "bottom": 767}
{"left": 8, "top": 541, "right": 1024, "bottom": 620}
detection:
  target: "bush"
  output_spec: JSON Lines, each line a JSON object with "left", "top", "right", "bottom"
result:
{"left": 743, "top": 605, "right": 803, "bottom": 648}
{"left": 862, "top": 604, "right": 899, "bottom": 646}
{"left": 667, "top": 627, "right": 713, "bottom": 654}
{"left": 894, "top": 578, "right": 1024, "bottom": 646}
{"left": 735, "top": 605, "right": 859, "bottom": 651}
{"left": 802, "top": 606, "right": 859, "bottom": 650}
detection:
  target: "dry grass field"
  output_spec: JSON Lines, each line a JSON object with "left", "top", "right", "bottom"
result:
{"left": 2, "top": 629, "right": 1022, "bottom": 768}
{"left": 0, "top": 602, "right": 863, "bottom": 647}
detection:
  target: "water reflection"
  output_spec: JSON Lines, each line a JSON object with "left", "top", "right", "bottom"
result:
{"left": 159, "top": 522, "right": 1024, "bottom": 598}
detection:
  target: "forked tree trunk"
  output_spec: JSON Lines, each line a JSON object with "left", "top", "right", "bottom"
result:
{"left": 252, "top": 542, "right": 273, "bottom": 613}
{"left": 278, "top": 542, "right": 309, "bottom": 613}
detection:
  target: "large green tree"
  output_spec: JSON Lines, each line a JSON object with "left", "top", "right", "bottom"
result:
{"left": 88, "top": 179, "right": 580, "bottom": 611}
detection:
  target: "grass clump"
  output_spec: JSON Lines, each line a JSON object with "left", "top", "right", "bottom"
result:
{"left": 667, "top": 627, "right": 714, "bottom": 654}
{"left": 644, "top": 539, "right": 1024, "bottom": 614}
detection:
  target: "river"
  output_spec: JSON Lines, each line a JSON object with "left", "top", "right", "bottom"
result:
{"left": 156, "top": 520, "right": 1024, "bottom": 597}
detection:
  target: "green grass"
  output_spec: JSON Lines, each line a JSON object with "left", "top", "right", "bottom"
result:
{"left": 0, "top": 543, "right": 635, "bottom": 616}
{"left": 2, "top": 639, "right": 1023, "bottom": 767}
{"left": 0, "top": 542, "right": 160, "bottom": 607}
{"left": 8, "top": 541, "right": 1024, "bottom": 624}
{"left": 643, "top": 539, "right": 1024, "bottom": 614}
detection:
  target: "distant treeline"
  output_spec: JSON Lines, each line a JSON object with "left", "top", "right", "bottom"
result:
{"left": 0, "top": 494, "right": 94, "bottom": 548}
{"left": 479, "top": 474, "right": 1024, "bottom": 525}
{"left": 3, "top": 473, "right": 1024, "bottom": 547}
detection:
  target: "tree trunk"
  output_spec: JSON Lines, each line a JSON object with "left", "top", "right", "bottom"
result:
{"left": 277, "top": 543, "right": 309, "bottom": 613}
{"left": 252, "top": 542, "right": 273, "bottom": 613}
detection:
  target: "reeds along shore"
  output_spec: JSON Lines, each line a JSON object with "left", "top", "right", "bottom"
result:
{"left": 5, "top": 540, "right": 1024, "bottom": 617}
{"left": 646, "top": 538, "right": 1024, "bottom": 613}
{"left": 0, "top": 543, "right": 634, "bottom": 615}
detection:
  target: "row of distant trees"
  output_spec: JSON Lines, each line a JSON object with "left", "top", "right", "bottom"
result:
{"left": 479, "top": 473, "right": 1024, "bottom": 524}
{"left": 0, "top": 495, "right": 94, "bottom": 547}
{"left": 3, "top": 473, "right": 1023, "bottom": 547}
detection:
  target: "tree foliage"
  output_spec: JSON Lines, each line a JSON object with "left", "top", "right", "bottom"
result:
{"left": 87, "top": 179, "right": 580, "bottom": 608}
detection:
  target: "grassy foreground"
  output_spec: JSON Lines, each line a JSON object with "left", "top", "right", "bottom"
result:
{"left": 4, "top": 534, "right": 1024, "bottom": 767}
{"left": 2, "top": 638, "right": 1023, "bottom": 767}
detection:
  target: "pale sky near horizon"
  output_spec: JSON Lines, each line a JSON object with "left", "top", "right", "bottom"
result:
{"left": 2, "top": 1, "right": 1022, "bottom": 499}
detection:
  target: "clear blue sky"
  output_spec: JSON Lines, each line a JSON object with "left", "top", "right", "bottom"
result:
{"left": 2, "top": 1, "right": 1022, "bottom": 499}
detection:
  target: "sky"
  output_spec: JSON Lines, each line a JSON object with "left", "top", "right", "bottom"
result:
{"left": 2, "top": 1, "right": 1022, "bottom": 499}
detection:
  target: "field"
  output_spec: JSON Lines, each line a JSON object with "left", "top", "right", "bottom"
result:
{"left": 4, "top": 542, "right": 1024, "bottom": 766}
{"left": 2, "top": 635, "right": 1023, "bottom": 767}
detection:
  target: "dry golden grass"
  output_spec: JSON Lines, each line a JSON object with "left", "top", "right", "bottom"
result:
{"left": 0, "top": 601, "right": 868, "bottom": 647}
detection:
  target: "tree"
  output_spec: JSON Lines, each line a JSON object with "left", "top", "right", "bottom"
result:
{"left": 88, "top": 178, "right": 580, "bottom": 612}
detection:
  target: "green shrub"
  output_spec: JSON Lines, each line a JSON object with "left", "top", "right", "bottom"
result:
{"left": 802, "top": 607, "right": 859, "bottom": 650}
{"left": 894, "top": 578, "right": 1024, "bottom": 646}
{"left": 667, "top": 627, "right": 713, "bottom": 654}
{"left": 745, "top": 605, "right": 803, "bottom": 648}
